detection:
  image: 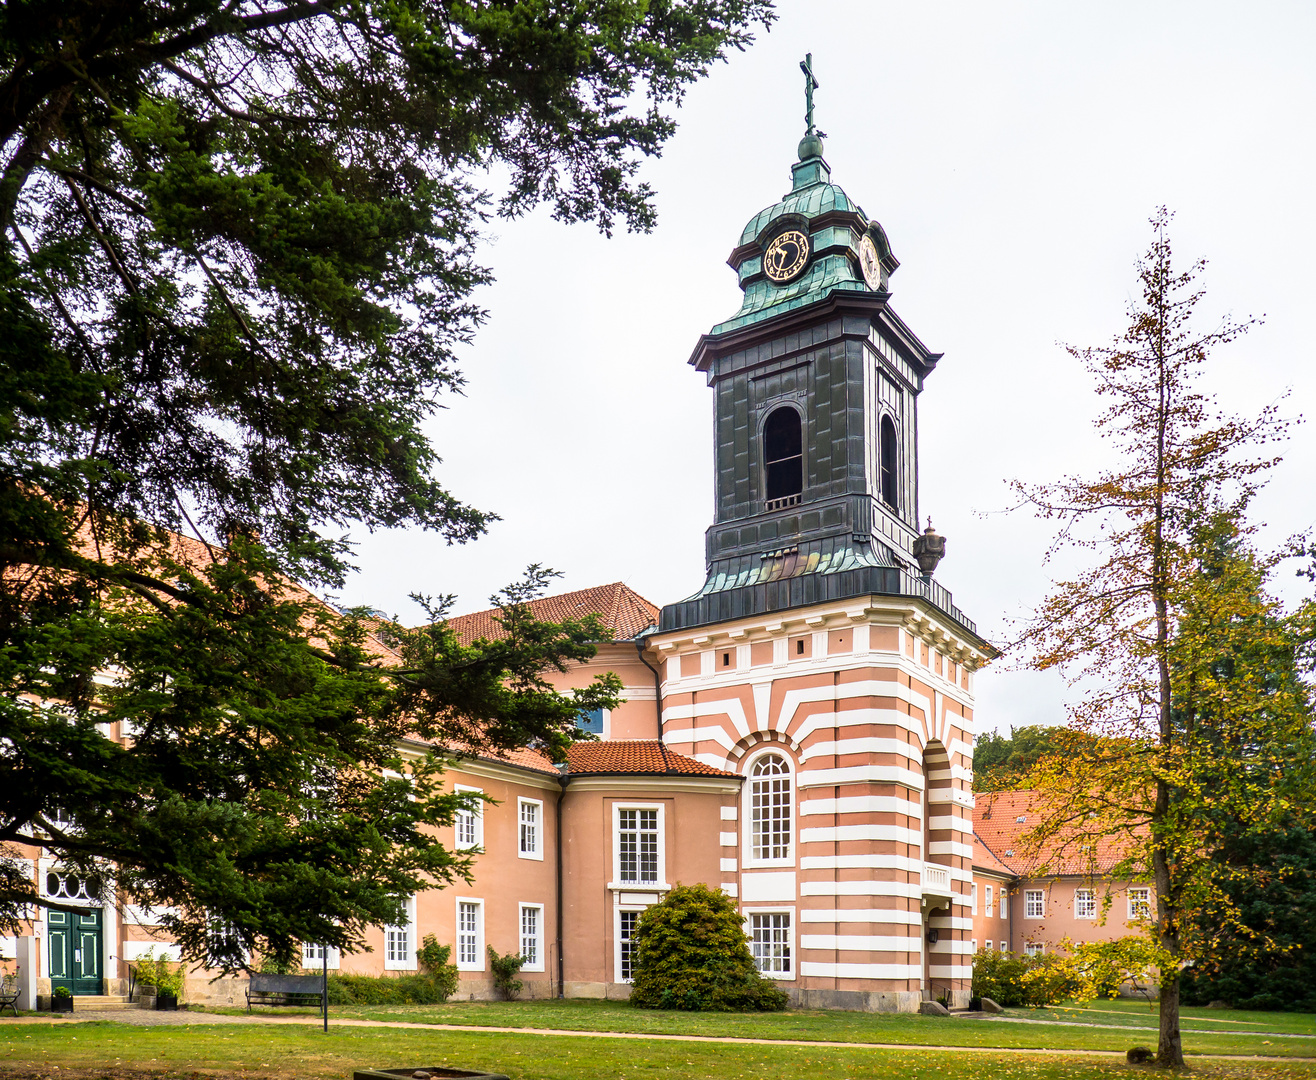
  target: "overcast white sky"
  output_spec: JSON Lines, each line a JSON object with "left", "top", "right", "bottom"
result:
{"left": 340, "top": 1, "right": 1316, "bottom": 735}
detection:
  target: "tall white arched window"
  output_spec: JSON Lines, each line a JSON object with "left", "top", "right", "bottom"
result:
{"left": 749, "top": 753, "right": 793, "bottom": 863}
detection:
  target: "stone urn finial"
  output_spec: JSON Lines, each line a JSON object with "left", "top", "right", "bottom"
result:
{"left": 913, "top": 517, "right": 946, "bottom": 581}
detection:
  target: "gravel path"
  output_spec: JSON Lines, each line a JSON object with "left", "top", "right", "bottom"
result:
{"left": 7, "top": 1009, "right": 259, "bottom": 1026}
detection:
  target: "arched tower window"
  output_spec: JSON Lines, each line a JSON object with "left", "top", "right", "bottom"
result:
{"left": 763, "top": 407, "right": 803, "bottom": 505}
{"left": 880, "top": 415, "right": 899, "bottom": 510}
{"left": 750, "top": 753, "right": 793, "bottom": 862}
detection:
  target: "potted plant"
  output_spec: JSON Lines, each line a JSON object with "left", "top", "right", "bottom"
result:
{"left": 51, "top": 986, "right": 73, "bottom": 1013}
{"left": 135, "top": 946, "right": 183, "bottom": 1010}
{"left": 132, "top": 960, "right": 156, "bottom": 1007}
{"left": 155, "top": 962, "right": 184, "bottom": 1011}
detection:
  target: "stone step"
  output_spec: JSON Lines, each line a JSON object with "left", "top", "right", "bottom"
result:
{"left": 70, "top": 995, "right": 143, "bottom": 1011}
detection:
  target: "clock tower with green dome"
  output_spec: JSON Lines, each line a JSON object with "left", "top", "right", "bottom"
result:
{"left": 647, "top": 58, "right": 994, "bottom": 1012}
{"left": 660, "top": 56, "right": 978, "bottom": 640}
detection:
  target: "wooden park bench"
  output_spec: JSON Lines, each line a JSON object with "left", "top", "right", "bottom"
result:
{"left": 0, "top": 973, "right": 19, "bottom": 1016}
{"left": 246, "top": 972, "right": 325, "bottom": 1011}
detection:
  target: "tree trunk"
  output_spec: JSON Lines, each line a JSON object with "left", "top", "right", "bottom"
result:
{"left": 1152, "top": 787, "right": 1185, "bottom": 1068}
{"left": 1158, "top": 971, "right": 1184, "bottom": 1068}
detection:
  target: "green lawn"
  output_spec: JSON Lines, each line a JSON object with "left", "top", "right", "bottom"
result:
{"left": 2, "top": 1021, "right": 1316, "bottom": 1080}
{"left": 192, "top": 997, "right": 1316, "bottom": 1058}
{"left": 1012, "top": 998, "right": 1316, "bottom": 1037}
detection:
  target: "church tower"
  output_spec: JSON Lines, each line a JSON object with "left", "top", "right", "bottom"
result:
{"left": 647, "top": 58, "right": 995, "bottom": 1011}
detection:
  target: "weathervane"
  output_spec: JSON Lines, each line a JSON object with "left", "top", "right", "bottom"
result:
{"left": 799, "top": 53, "right": 823, "bottom": 137}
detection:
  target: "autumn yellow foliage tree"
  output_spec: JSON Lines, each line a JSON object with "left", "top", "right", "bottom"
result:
{"left": 1011, "top": 208, "right": 1314, "bottom": 1067}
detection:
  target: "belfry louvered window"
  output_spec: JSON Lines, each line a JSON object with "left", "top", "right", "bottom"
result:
{"left": 763, "top": 407, "right": 803, "bottom": 507}
{"left": 880, "top": 415, "right": 899, "bottom": 509}
{"left": 750, "top": 754, "right": 793, "bottom": 861}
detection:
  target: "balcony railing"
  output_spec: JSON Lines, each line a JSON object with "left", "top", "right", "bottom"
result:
{"left": 763, "top": 494, "right": 802, "bottom": 513}
{"left": 921, "top": 862, "right": 951, "bottom": 897}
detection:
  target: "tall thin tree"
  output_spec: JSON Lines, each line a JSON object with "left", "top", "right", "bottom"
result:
{"left": 1011, "top": 208, "right": 1301, "bottom": 1067}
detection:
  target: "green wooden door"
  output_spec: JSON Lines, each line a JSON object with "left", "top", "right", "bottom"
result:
{"left": 48, "top": 908, "right": 102, "bottom": 995}
{"left": 47, "top": 910, "right": 71, "bottom": 992}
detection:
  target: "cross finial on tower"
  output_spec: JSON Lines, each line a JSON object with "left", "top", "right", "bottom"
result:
{"left": 799, "top": 53, "right": 820, "bottom": 136}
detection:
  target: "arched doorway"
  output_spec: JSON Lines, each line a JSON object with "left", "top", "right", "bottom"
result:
{"left": 920, "top": 740, "right": 953, "bottom": 1001}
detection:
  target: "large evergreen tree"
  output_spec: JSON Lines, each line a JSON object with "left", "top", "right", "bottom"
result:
{"left": 1175, "top": 516, "right": 1316, "bottom": 1012}
{"left": 0, "top": 0, "right": 773, "bottom": 969}
{"left": 1181, "top": 819, "right": 1316, "bottom": 1012}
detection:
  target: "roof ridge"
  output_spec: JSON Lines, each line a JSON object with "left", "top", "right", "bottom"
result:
{"left": 607, "top": 582, "right": 625, "bottom": 635}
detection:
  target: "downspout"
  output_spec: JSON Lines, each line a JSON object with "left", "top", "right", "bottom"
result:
{"left": 634, "top": 633, "right": 663, "bottom": 745}
{"left": 555, "top": 766, "right": 567, "bottom": 999}
{"left": 1008, "top": 878, "right": 1016, "bottom": 954}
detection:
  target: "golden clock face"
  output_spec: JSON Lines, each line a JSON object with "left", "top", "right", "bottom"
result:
{"left": 762, "top": 229, "right": 810, "bottom": 283}
{"left": 858, "top": 234, "right": 883, "bottom": 290}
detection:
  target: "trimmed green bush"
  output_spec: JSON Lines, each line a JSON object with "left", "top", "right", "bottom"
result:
{"left": 487, "top": 946, "right": 526, "bottom": 999}
{"left": 629, "top": 883, "right": 788, "bottom": 1012}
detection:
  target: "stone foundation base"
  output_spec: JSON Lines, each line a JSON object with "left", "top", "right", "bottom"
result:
{"left": 179, "top": 977, "right": 248, "bottom": 1008}
{"left": 561, "top": 981, "right": 633, "bottom": 1001}
{"left": 451, "top": 978, "right": 557, "bottom": 1002}
{"left": 786, "top": 988, "right": 924, "bottom": 1013}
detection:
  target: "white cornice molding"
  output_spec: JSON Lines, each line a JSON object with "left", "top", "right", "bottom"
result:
{"left": 395, "top": 738, "right": 740, "bottom": 794}
{"left": 657, "top": 648, "right": 975, "bottom": 710}
{"left": 449, "top": 759, "right": 563, "bottom": 790}
{"left": 647, "top": 594, "right": 992, "bottom": 670}
{"left": 565, "top": 775, "right": 741, "bottom": 795}
{"left": 394, "top": 740, "right": 564, "bottom": 790}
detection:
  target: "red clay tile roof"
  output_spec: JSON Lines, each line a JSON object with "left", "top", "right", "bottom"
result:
{"left": 972, "top": 832, "right": 1016, "bottom": 878}
{"left": 973, "top": 790, "right": 1132, "bottom": 876}
{"left": 478, "top": 745, "right": 559, "bottom": 774}
{"left": 564, "top": 740, "right": 738, "bottom": 778}
{"left": 442, "top": 583, "right": 659, "bottom": 645}
{"left": 65, "top": 516, "right": 400, "bottom": 661}
{"left": 468, "top": 740, "right": 738, "bottom": 779}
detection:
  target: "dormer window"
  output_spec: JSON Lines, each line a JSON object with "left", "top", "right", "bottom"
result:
{"left": 764, "top": 407, "right": 803, "bottom": 510}
{"left": 880, "top": 415, "right": 899, "bottom": 510}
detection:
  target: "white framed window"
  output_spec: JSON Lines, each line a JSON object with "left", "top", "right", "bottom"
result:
{"left": 999, "top": 940, "right": 1007, "bottom": 952}
{"left": 577, "top": 707, "right": 608, "bottom": 736}
{"left": 971, "top": 882, "right": 978, "bottom": 916}
{"left": 1025, "top": 889, "right": 1044, "bottom": 918}
{"left": 971, "top": 938, "right": 977, "bottom": 952}
{"left": 519, "top": 903, "right": 544, "bottom": 972}
{"left": 1075, "top": 888, "right": 1096, "bottom": 920}
{"left": 746, "top": 752, "right": 793, "bottom": 865}
{"left": 616, "top": 908, "right": 642, "bottom": 983}
{"left": 205, "top": 917, "right": 250, "bottom": 968}
{"left": 1025, "top": 942, "right": 1044, "bottom": 957}
{"left": 384, "top": 895, "right": 416, "bottom": 970}
{"left": 456, "top": 898, "right": 484, "bottom": 971}
{"left": 985, "top": 883, "right": 993, "bottom": 911}
{"left": 301, "top": 942, "right": 340, "bottom": 969}
{"left": 1128, "top": 887, "right": 1151, "bottom": 920}
{"left": 455, "top": 785, "right": 483, "bottom": 850}
{"left": 1000, "top": 893, "right": 1007, "bottom": 920}
{"left": 613, "top": 804, "right": 664, "bottom": 886}
{"left": 303, "top": 767, "right": 337, "bottom": 821}
{"left": 518, "top": 798, "right": 543, "bottom": 860}
{"left": 42, "top": 867, "right": 100, "bottom": 905}
{"left": 748, "top": 910, "right": 793, "bottom": 979}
